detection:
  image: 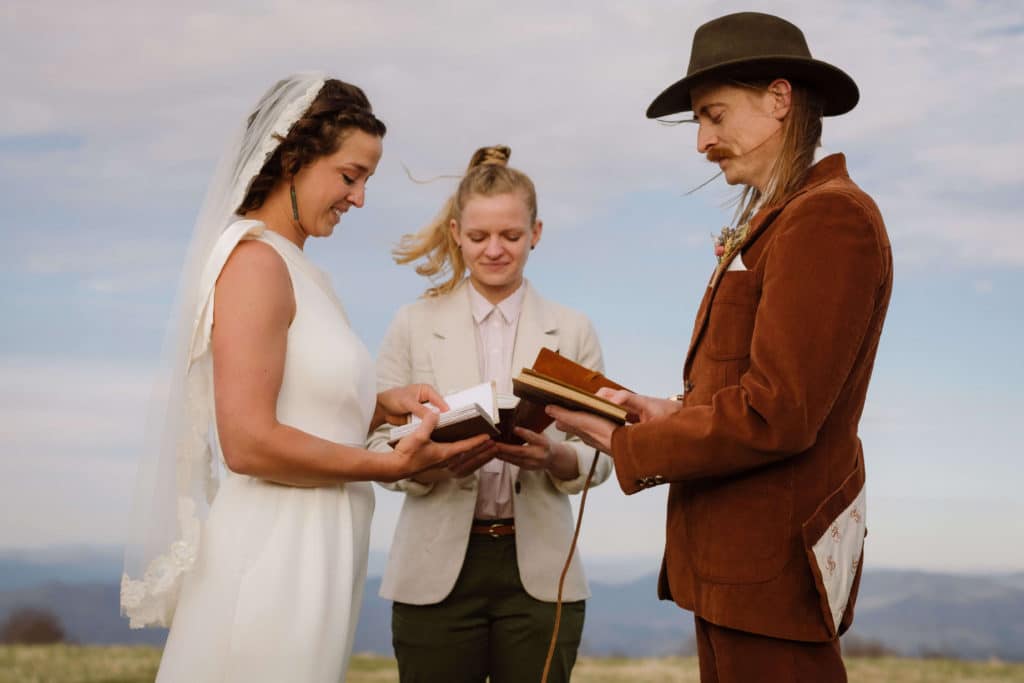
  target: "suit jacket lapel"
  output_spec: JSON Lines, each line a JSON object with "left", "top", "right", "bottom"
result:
{"left": 510, "top": 283, "right": 559, "bottom": 484}
{"left": 427, "top": 283, "right": 482, "bottom": 396}
{"left": 512, "top": 282, "right": 560, "bottom": 373}
{"left": 684, "top": 205, "right": 778, "bottom": 379}
{"left": 681, "top": 154, "right": 850, "bottom": 382}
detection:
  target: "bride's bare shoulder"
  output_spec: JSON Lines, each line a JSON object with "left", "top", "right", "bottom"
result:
{"left": 215, "top": 239, "right": 294, "bottom": 319}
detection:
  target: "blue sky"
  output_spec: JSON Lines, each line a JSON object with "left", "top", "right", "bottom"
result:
{"left": 1, "top": 0, "right": 1022, "bottom": 573}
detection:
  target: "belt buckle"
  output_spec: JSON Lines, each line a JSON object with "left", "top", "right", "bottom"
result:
{"left": 488, "top": 523, "right": 502, "bottom": 539}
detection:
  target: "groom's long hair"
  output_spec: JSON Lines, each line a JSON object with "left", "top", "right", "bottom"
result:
{"left": 732, "top": 80, "right": 824, "bottom": 227}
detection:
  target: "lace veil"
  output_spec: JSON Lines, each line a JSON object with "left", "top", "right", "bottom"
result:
{"left": 120, "top": 73, "right": 326, "bottom": 628}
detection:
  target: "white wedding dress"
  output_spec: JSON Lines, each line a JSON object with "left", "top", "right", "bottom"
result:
{"left": 155, "top": 221, "right": 376, "bottom": 682}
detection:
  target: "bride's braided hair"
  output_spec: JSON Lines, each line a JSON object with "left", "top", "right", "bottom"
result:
{"left": 238, "top": 79, "right": 387, "bottom": 214}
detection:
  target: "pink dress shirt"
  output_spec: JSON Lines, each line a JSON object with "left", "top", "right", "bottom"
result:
{"left": 467, "top": 281, "right": 526, "bottom": 520}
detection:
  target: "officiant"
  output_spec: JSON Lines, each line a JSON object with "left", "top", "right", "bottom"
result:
{"left": 367, "top": 145, "right": 613, "bottom": 683}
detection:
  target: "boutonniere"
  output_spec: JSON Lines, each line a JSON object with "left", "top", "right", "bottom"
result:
{"left": 713, "top": 223, "right": 749, "bottom": 264}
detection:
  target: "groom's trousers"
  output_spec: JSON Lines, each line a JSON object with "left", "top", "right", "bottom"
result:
{"left": 391, "top": 532, "right": 585, "bottom": 683}
{"left": 694, "top": 616, "right": 847, "bottom": 683}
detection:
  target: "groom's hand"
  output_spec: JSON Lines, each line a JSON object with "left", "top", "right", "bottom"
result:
{"left": 596, "top": 388, "right": 681, "bottom": 423}
{"left": 546, "top": 406, "right": 617, "bottom": 455}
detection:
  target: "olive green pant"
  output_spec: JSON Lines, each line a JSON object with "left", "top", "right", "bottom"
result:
{"left": 391, "top": 534, "right": 585, "bottom": 683}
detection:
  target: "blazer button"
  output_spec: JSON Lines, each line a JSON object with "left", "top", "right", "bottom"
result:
{"left": 515, "top": 481, "right": 522, "bottom": 494}
{"left": 684, "top": 380, "right": 695, "bottom": 394}
{"left": 653, "top": 475, "right": 665, "bottom": 485}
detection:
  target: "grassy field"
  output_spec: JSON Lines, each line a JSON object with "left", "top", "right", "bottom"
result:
{"left": 1, "top": 646, "right": 1023, "bottom": 682}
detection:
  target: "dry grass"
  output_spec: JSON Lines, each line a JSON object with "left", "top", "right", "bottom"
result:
{"left": 1, "top": 647, "right": 1022, "bottom": 682}
{"left": 0, "top": 645, "right": 159, "bottom": 683}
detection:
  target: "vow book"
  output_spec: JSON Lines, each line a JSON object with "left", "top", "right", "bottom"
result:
{"left": 387, "top": 382, "right": 520, "bottom": 446}
{"left": 387, "top": 350, "right": 631, "bottom": 447}
{"left": 511, "top": 348, "right": 630, "bottom": 429}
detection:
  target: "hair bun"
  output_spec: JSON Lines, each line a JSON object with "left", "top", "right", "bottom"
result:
{"left": 467, "top": 145, "right": 511, "bottom": 169}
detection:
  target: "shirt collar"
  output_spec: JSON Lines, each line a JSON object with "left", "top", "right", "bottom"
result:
{"left": 468, "top": 280, "right": 527, "bottom": 325}
{"left": 813, "top": 145, "right": 829, "bottom": 166}
{"left": 753, "top": 146, "right": 830, "bottom": 218}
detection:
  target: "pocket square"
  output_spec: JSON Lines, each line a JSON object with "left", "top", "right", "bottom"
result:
{"left": 726, "top": 254, "right": 747, "bottom": 271}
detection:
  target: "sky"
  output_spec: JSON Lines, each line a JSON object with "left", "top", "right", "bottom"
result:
{"left": 1, "top": 0, "right": 1022, "bottom": 575}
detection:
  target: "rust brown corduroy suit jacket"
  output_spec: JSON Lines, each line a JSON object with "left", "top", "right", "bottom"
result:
{"left": 611, "top": 154, "right": 892, "bottom": 642}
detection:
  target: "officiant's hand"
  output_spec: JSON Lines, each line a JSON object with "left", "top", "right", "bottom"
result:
{"left": 546, "top": 406, "right": 617, "bottom": 455}
{"left": 595, "top": 388, "right": 681, "bottom": 423}
{"left": 494, "top": 429, "right": 580, "bottom": 481}
{"left": 372, "top": 383, "right": 449, "bottom": 432}
{"left": 444, "top": 440, "right": 499, "bottom": 479}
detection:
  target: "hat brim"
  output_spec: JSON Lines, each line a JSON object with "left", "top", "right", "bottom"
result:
{"left": 646, "top": 56, "right": 859, "bottom": 119}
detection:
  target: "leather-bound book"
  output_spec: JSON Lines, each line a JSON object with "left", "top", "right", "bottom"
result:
{"left": 512, "top": 348, "right": 630, "bottom": 433}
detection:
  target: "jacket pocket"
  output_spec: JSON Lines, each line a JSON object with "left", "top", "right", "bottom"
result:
{"left": 801, "top": 460, "right": 866, "bottom": 637}
{"left": 704, "top": 272, "right": 759, "bottom": 361}
{"left": 687, "top": 462, "right": 794, "bottom": 584}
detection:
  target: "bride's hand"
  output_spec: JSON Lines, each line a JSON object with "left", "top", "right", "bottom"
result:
{"left": 374, "top": 383, "right": 449, "bottom": 429}
{"left": 390, "top": 410, "right": 493, "bottom": 481}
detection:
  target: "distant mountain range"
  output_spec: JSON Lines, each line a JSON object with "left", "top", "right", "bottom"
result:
{"left": 1, "top": 547, "right": 1021, "bottom": 660}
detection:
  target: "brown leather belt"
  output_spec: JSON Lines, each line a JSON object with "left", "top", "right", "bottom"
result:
{"left": 470, "top": 518, "right": 515, "bottom": 538}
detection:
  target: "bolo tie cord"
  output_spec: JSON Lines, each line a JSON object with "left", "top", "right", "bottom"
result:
{"left": 540, "top": 450, "right": 601, "bottom": 683}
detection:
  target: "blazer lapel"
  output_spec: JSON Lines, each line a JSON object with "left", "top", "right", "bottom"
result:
{"left": 510, "top": 283, "right": 559, "bottom": 483}
{"left": 427, "top": 283, "right": 482, "bottom": 396}
{"left": 512, "top": 282, "right": 560, "bottom": 374}
{"left": 683, "top": 206, "right": 774, "bottom": 380}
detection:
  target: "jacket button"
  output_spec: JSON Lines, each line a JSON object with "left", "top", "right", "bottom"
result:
{"left": 515, "top": 481, "right": 522, "bottom": 494}
{"left": 684, "top": 381, "right": 695, "bottom": 393}
{"left": 654, "top": 475, "right": 665, "bottom": 485}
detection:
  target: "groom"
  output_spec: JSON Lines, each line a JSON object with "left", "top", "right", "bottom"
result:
{"left": 550, "top": 12, "right": 892, "bottom": 682}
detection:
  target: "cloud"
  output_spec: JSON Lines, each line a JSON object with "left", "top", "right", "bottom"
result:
{"left": 3, "top": 0, "right": 1020, "bottom": 274}
{"left": 0, "top": 357, "right": 155, "bottom": 547}
{"left": 0, "top": 358, "right": 153, "bottom": 451}
{"left": 4, "top": 0, "right": 1018, "bottom": 349}
{"left": 2, "top": 1, "right": 1023, "bottom": 571}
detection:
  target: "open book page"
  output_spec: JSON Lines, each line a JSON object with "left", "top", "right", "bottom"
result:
{"left": 388, "top": 382, "right": 500, "bottom": 444}
{"left": 403, "top": 381, "right": 498, "bottom": 426}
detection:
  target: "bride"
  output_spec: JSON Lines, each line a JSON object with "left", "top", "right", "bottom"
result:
{"left": 120, "top": 73, "right": 491, "bottom": 682}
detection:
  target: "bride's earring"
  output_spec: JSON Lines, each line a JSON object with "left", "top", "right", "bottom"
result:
{"left": 290, "top": 182, "right": 300, "bottom": 221}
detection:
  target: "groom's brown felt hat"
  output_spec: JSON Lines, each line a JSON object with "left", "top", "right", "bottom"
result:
{"left": 646, "top": 12, "right": 859, "bottom": 118}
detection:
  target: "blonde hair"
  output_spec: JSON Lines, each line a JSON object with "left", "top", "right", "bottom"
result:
{"left": 733, "top": 81, "right": 823, "bottom": 227}
{"left": 393, "top": 145, "right": 538, "bottom": 297}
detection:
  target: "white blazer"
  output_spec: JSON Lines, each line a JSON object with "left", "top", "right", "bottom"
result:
{"left": 369, "top": 281, "right": 613, "bottom": 604}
